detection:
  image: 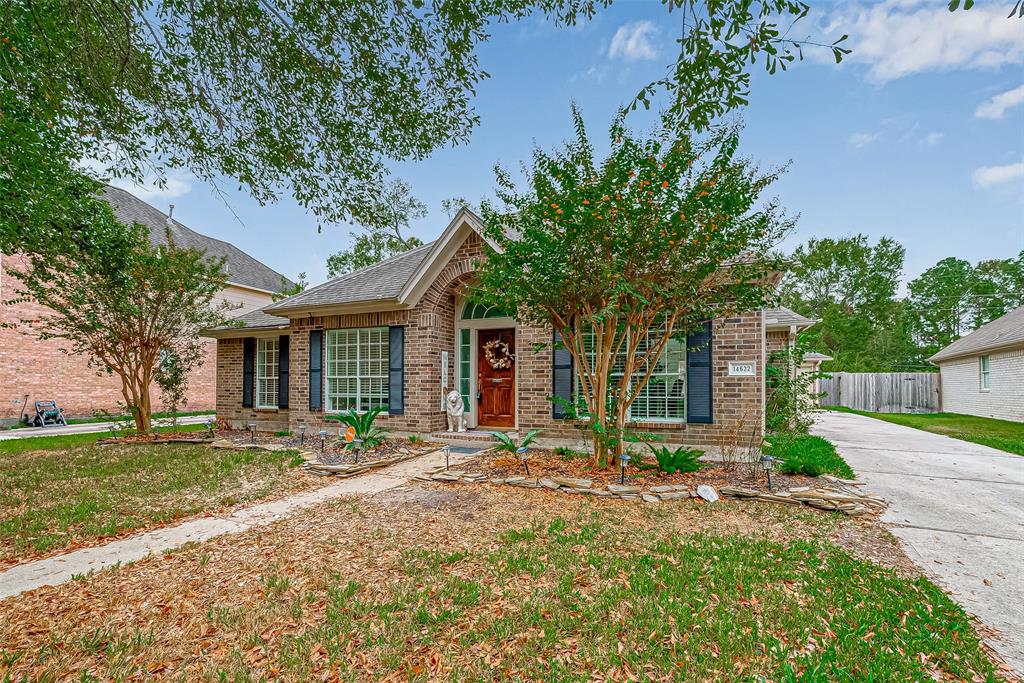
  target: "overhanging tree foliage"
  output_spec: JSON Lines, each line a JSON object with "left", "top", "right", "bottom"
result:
{"left": 2, "top": 0, "right": 856, "bottom": 255}
{"left": 474, "top": 107, "right": 791, "bottom": 467}
{"left": 3, "top": 187, "right": 233, "bottom": 432}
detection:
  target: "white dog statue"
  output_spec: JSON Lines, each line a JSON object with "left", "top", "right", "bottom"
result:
{"left": 445, "top": 389, "right": 467, "bottom": 433}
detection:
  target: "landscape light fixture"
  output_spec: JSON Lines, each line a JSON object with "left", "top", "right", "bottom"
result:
{"left": 442, "top": 444, "right": 451, "bottom": 470}
{"left": 619, "top": 452, "right": 631, "bottom": 485}
{"left": 319, "top": 429, "right": 327, "bottom": 454}
{"left": 248, "top": 422, "right": 256, "bottom": 443}
{"left": 298, "top": 424, "right": 306, "bottom": 445}
{"left": 517, "top": 446, "right": 529, "bottom": 477}
{"left": 352, "top": 439, "right": 363, "bottom": 464}
{"left": 760, "top": 454, "right": 778, "bottom": 491}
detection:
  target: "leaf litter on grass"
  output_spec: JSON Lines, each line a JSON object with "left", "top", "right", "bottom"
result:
{"left": 0, "top": 484, "right": 1006, "bottom": 682}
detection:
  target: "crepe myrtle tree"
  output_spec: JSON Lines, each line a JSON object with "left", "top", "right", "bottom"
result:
{"left": 4, "top": 183, "right": 234, "bottom": 432}
{"left": 474, "top": 107, "right": 792, "bottom": 467}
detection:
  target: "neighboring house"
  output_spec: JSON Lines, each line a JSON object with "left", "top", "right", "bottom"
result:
{"left": 0, "top": 186, "right": 293, "bottom": 423}
{"left": 205, "top": 209, "right": 803, "bottom": 450}
{"left": 929, "top": 305, "right": 1024, "bottom": 422}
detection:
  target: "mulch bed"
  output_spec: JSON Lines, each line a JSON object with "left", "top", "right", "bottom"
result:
{"left": 460, "top": 447, "right": 819, "bottom": 493}
{"left": 212, "top": 430, "right": 442, "bottom": 465}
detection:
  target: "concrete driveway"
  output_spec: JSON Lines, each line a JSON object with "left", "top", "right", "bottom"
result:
{"left": 813, "top": 411, "right": 1024, "bottom": 673}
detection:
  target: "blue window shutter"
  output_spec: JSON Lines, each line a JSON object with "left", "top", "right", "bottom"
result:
{"left": 551, "top": 330, "right": 574, "bottom": 419}
{"left": 308, "top": 330, "right": 323, "bottom": 411}
{"left": 686, "top": 321, "right": 713, "bottom": 424}
{"left": 242, "top": 337, "right": 255, "bottom": 408}
{"left": 388, "top": 326, "right": 404, "bottom": 415}
{"left": 278, "top": 335, "right": 290, "bottom": 409}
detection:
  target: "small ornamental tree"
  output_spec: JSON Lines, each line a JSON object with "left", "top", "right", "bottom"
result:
{"left": 4, "top": 188, "right": 234, "bottom": 432}
{"left": 474, "top": 108, "right": 792, "bottom": 467}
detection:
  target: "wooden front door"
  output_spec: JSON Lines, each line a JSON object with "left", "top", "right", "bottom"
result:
{"left": 477, "top": 328, "right": 515, "bottom": 428}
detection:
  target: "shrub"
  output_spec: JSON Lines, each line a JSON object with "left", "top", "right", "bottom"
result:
{"left": 647, "top": 445, "right": 704, "bottom": 474}
{"left": 493, "top": 429, "right": 542, "bottom": 454}
{"left": 325, "top": 406, "right": 389, "bottom": 449}
{"left": 408, "top": 435, "right": 423, "bottom": 445}
{"left": 761, "top": 432, "right": 854, "bottom": 479}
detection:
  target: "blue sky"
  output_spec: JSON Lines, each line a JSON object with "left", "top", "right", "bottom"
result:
{"left": 114, "top": 0, "right": 1024, "bottom": 289}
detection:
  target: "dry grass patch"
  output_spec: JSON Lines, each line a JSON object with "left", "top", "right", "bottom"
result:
{"left": 0, "top": 441, "right": 316, "bottom": 566}
{"left": 0, "top": 484, "right": 1004, "bottom": 681}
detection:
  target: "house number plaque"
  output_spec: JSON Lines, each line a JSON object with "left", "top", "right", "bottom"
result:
{"left": 728, "top": 361, "right": 756, "bottom": 377}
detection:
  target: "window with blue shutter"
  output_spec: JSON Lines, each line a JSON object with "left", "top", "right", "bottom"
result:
{"left": 686, "top": 321, "right": 713, "bottom": 424}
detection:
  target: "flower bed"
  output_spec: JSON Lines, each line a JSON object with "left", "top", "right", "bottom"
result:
{"left": 424, "top": 448, "right": 885, "bottom": 516}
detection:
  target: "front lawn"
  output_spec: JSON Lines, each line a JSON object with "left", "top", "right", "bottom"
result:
{"left": 0, "top": 486, "right": 1000, "bottom": 681}
{"left": 830, "top": 408, "right": 1024, "bottom": 456}
{"left": 0, "top": 438, "right": 307, "bottom": 565}
{"left": 763, "top": 432, "right": 856, "bottom": 479}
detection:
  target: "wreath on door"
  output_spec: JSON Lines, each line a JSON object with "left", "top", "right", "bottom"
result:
{"left": 483, "top": 339, "right": 515, "bottom": 370}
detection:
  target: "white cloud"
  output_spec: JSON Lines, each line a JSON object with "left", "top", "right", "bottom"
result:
{"left": 570, "top": 64, "right": 608, "bottom": 85}
{"left": 921, "top": 131, "right": 944, "bottom": 146}
{"left": 972, "top": 161, "right": 1024, "bottom": 189}
{"left": 108, "top": 169, "right": 194, "bottom": 204}
{"left": 821, "top": 1, "right": 1024, "bottom": 82}
{"left": 848, "top": 131, "right": 880, "bottom": 148}
{"left": 608, "top": 21, "right": 658, "bottom": 61}
{"left": 975, "top": 84, "right": 1024, "bottom": 119}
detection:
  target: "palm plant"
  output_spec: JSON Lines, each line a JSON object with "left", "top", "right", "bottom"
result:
{"left": 492, "top": 428, "right": 542, "bottom": 453}
{"left": 325, "top": 406, "right": 390, "bottom": 449}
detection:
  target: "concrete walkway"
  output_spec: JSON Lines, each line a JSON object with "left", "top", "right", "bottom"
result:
{"left": 813, "top": 411, "right": 1024, "bottom": 673}
{"left": 0, "top": 414, "right": 210, "bottom": 441}
{"left": 0, "top": 448, "right": 473, "bottom": 600}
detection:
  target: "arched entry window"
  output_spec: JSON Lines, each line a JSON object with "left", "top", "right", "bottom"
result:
{"left": 461, "top": 301, "right": 513, "bottom": 320}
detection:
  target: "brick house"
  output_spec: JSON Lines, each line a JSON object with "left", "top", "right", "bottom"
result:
{"left": 929, "top": 305, "right": 1024, "bottom": 422}
{"left": 206, "top": 209, "right": 797, "bottom": 449}
{"left": 0, "top": 186, "right": 293, "bottom": 423}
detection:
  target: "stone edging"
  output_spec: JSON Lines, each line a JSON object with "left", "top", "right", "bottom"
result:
{"left": 420, "top": 469, "right": 885, "bottom": 516}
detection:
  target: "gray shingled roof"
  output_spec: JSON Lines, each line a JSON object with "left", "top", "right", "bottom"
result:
{"left": 208, "top": 308, "right": 291, "bottom": 332}
{"left": 101, "top": 185, "right": 294, "bottom": 293}
{"left": 764, "top": 306, "right": 817, "bottom": 330}
{"left": 264, "top": 242, "right": 434, "bottom": 313}
{"left": 930, "top": 305, "right": 1024, "bottom": 363}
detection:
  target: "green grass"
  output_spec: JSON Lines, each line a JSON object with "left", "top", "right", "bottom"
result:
{"left": 234, "top": 516, "right": 995, "bottom": 681}
{"left": 763, "top": 432, "right": 856, "bottom": 479}
{"left": 828, "top": 408, "right": 1024, "bottom": 456}
{"left": 0, "top": 435, "right": 303, "bottom": 562}
{"left": 6, "top": 409, "right": 215, "bottom": 429}
{"left": 0, "top": 423, "right": 206, "bottom": 456}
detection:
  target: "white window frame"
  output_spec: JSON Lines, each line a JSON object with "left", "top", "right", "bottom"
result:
{"left": 980, "top": 354, "right": 991, "bottom": 391}
{"left": 256, "top": 337, "right": 280, "bottom": 409}
{"left": 325, "top": 327, "right": 389, "bottom": 413}
{"left": 576, "top": 324, "right": 687, "bottom": 423}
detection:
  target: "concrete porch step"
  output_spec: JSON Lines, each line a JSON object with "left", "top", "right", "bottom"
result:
{"left": 429, "top": 429, "right": 515, "bottom": 448}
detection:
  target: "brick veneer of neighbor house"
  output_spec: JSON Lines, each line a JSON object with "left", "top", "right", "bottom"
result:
{"left": 936, "top": 348, "right": 1024, "bottom": 422}
{"left": 216, "top": 223, "right": 777, "bottom": 451}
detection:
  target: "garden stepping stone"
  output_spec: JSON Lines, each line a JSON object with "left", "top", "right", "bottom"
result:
{"left": 539, "top": 478, "right": 560, "bottom": 490}
{"left": 641, "top": 493, "right": 660, "bottom": 504}
{"left": 657, "top": 491, "right": 690, "bottom": 501}
{"left": 551, "top": 476, "right": 592, "bottom": 489}
{"left": 607, "top": 484, "right": 641, "bottom": 495}
{"left": 696, "top": 485, "right": 720, "bottom": 503}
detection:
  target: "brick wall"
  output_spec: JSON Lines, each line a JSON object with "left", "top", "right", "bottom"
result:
{"left": 518, "top": 313, "right": 765, "bottom": 449}
{"left": 1, "top": 253, "right": 235, "bottom": 422}
{"left": 938, "top": 347, "right": 1024, "bottom": 422}
{"left": 215, "top": 337, "right": 290, "bottom": 432}
{"left": 215, "top": 232, "right": 767, "bottom": 448}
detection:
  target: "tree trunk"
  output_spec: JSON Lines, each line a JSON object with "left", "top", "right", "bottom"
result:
{"left": 118, "top": 371, "right": 152, "bottom": 433}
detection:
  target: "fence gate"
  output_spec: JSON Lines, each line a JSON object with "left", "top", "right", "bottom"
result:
{"left": 819, "top": 372, "right": 939, "bottom": 414}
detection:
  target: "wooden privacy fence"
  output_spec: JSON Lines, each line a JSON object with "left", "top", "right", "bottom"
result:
{"left": 819, "top": 372, "right": 940, "bottom": 414}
